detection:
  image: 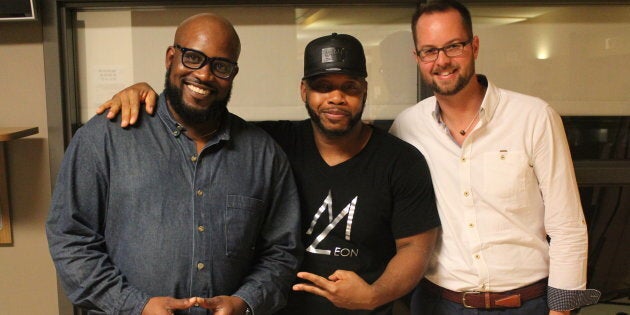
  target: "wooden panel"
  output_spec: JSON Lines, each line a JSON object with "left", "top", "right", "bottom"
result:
{"left": 0, "top": 127, "right": 38, "bottom": 245}
{"left": 0, "top": 143, "right": 12, "bottom": 245}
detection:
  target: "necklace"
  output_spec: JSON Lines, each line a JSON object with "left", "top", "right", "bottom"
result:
{"left": 458, "top": 110, "right": 480, "bottom": 135}
{"left": 441, "top": 110, "right": 480, "bottom": 136}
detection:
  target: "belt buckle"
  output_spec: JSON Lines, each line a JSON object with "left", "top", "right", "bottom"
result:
{"left": 462, "top": 291, "right": 480, "bottom": 308}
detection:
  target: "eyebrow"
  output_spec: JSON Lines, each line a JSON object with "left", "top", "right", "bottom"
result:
{"left": 419, "top": 39, "right": 466, "bottom": 48}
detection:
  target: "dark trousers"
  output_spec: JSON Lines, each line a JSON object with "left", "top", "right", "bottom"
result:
{"left": 410, "top": 284, "right": 549, "bottom": 315}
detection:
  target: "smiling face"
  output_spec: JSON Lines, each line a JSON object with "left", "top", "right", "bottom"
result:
{"left": 302, "top": 74, "right": 367, "bottom": 138}
{"left": 164, "top": 13, "right": 240, "bottom": 125}
{"left": 414, "top": 9, "right": 479, "bottom": 96}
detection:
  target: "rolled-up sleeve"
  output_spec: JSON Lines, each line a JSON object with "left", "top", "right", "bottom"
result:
{"left": 532, "top": 107, "right": 600, "bottom": 309}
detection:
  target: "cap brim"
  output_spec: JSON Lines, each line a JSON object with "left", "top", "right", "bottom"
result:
{"left": 302, "top": 68, "right": 367, "bottom": 80}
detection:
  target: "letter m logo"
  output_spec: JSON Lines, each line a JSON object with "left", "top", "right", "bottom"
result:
{"left": 305, "top": 190, "right": 357, "bottom": 255}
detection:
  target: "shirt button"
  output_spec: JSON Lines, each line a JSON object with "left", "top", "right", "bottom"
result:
{"left": 191, "top": 155, "right": 198, "bottom": 162}
{"left": 461, "top": 157, "right": 466, "bottom": 162}
{"left": 197, "top": 225, "right": 205, "bottom": 232}
{"left": 468, "top": 223, "right": 474, "bottom": 228}
{"left": 196, "top": 190, "right": 203, "bottom": 196}
{"left": 500, "top": 154, "right": 506, "bottom": 160}
{"left": 464, "top": 191, "right": 470, "bottom": 197}
{"left": 197, "top": 262, "right": 205, "bottom": 270}
{"left": 474, "top": 254, "right": 480, "bottom": 259}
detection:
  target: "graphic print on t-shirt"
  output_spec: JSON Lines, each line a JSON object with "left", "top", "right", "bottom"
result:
{"left": 305, "top": 190, "right": 358, "bottom": 256}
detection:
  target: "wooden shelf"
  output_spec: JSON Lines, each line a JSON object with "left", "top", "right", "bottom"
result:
{"left": 0, "top": 127, "right": 39, "bottom": 142}
{"left": 1, "top": 127, "right": 39, "bottom": 245}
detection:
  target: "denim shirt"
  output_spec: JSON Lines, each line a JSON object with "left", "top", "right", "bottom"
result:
{"left": 46, "top": 93, "right": 302, "bottom": 315}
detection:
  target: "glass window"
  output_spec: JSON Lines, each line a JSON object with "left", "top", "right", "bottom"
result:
{"left": 469, "top": 5, "right": 629, "bottom": 116}
{"left": 75, "top": 6, "right": 417, "bottom": 123}
{"left": 75, "top": 4, "right": 630, "bottom": 124}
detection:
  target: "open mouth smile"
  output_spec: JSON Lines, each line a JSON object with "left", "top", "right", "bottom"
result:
{"left": 186, "top": 83, "right": 211, "bottom": 96}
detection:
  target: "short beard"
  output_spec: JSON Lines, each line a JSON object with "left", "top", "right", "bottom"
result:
{"left": 164, "top": 68, "right": 230, "bottom": 125}
{"left": 426, "top": 62, "right": 475, "bottom": 96}
{"left": 429, "top": 75, "right": 469, "bottom": 96}
{"left": 305, "top": 95, "right": 365, "bottom": 138}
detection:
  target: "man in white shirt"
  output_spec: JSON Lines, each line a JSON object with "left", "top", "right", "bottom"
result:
{"left": 389, "top": 1, "right": 600, "bottom": 314}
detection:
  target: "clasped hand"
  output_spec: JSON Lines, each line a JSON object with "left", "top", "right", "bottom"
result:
{"left": 141, "top": 295, "right": 247, "bottom": 315}
{"left": 293, "top": 270, "right": 379, "bottom": 310}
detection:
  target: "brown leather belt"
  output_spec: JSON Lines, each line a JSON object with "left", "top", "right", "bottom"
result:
{"left": 420, "top": 278, "right": 548, "bottom": 309}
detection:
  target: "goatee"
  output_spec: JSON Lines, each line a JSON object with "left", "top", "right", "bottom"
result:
{"left": 305, "top": 95, "right": 365, "bottom": 138}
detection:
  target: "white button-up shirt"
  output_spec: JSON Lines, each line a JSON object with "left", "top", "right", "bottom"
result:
{"left": 391, "top": 76, "right": 588, "bottom": 293}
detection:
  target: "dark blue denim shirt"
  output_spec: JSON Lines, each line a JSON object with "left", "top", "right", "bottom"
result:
{"left": 46, "top": 93, "right": 302, "bottom": 315}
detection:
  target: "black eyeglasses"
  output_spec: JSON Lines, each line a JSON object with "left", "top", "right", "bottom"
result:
{"left": 172, "top": 44, "right": 238, "bottom": 79}
{"left": 415, "top": 39, "right": 472, "bottom": 62}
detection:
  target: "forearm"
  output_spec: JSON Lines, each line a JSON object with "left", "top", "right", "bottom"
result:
{"left": 233, "top": 160, "right": 302, "bottom": 314}
{"left": 47, "top": 224, "right": 150, "bottom": 313}
{"left": 232, "top": 247, "right": 299, "bottom": 315}
{"left": 46, "top": 132, "right": 150, "bottom": 313}
{"left": 532, "top": 107, "right": 599, "bottom": 309}
{"left": 47, "top": 197, "right": 150, "bottom": 313}
{"left": 369, "top": 229, "right": 438, "bottom": 309}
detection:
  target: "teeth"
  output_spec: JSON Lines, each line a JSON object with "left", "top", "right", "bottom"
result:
{"left": 187, "top": 84, "right": 209, "bottom": 95}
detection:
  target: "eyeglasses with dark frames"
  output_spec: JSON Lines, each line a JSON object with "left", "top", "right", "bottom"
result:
{"left": 172, "top": 44, "right": 238, "bottom": 79}
{"left": 415, "top": 39, "right": 472, "bottom": 62}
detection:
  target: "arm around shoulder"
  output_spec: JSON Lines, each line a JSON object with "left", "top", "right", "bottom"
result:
{"left": 96, "top": 82, "right": 158, "bottom": 127}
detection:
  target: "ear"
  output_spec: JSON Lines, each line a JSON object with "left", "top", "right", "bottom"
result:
{"left": 230, "top": 66, "right": 239, "bottom": 80}
{"left": 472, "top": 35, "right": 480, "bottom": 60}
{"left": 363, "top": 81, "right": 368, "bottom": 106}
{"left": 300, "top": 81, "right": 308, "bottom": 102}
{"left": 412, "top": 49, "right": 422, "bottom": 66}
{"left": 165, "top": 46, "right": 175, "bottom": 70}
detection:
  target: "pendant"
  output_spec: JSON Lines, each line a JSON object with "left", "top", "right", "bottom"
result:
{"left": 459, "top": 130, "right": 466, "bottom": 135}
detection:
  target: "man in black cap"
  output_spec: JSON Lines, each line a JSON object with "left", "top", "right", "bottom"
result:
{"left": 98, "top": 32, "right": 440, "bottom": 315}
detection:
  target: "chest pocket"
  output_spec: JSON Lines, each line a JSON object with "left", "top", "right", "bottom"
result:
{"left": 225, "top": 195, "right": 265, "bottom": 259}
{"left": 483, "top": 150, "right": 532, "bottom": 209}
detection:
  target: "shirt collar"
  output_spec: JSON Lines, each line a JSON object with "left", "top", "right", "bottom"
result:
{"left": 156, "top": 92, "right": 232, "bottom": 144}
{"left": 476, "top": 74, "right": 500, "bottom": 124}
{"left": 431, "top": 74, "right": 499, "bottom": 125}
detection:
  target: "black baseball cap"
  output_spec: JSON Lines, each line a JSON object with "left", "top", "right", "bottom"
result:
{"left": 303, "top": 33, "right": 367, "bottom": 80}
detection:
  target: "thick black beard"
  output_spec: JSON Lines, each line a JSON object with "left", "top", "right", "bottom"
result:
{"left": 163, "top": 69, "right": 230, "bottom": 125}
{"left": 305, "top": 95, "right": 365, "bottom": 138}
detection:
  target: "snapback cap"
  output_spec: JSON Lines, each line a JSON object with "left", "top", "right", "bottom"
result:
{"left": 303, "top": 33, "right": 367, "bottom": 80}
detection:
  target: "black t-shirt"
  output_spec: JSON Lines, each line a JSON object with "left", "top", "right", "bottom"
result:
{"left": 258, "top": 120, "right": 439, "bottom": 315}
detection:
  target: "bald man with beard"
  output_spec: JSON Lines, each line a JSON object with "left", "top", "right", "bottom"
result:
{"left": 46, "top": 13, "right": 301, "bottom": 315}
